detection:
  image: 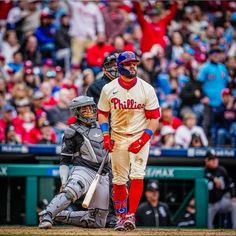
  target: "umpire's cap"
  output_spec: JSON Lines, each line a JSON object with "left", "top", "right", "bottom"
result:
{"left": 205, "top": 149, "right": 218, "bottom": 160}
{"left": 103, "top": 53, "right": 119, "bottom": 68}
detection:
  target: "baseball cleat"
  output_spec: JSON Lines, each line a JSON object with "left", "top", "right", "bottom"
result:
{"left": 124, "top": 213, "right": 136, "bottom": 231}
{"left": 38, "top": 220, "right": 52, "bottom": 229}
{"left": 114, "top": 216, "right": 125, "bottom": 231}
{"left": 38, "top": 210, "right": 53, "bottom": 229}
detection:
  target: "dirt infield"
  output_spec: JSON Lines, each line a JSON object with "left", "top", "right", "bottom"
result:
{"left": 0, "top": 226, "right": 236, "bottom": 236}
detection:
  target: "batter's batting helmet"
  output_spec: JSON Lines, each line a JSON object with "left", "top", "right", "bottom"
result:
{"left": 103, "top": 53, "right": 119, "bottom": 80}
{"left": 117, "top": 51, "right": 139, "bottom": 78}
{"left": 69, "top": 96, "right": 96, "bottom": 124}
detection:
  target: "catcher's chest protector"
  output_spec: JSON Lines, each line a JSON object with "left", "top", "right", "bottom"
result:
{"left": 71, "top": 123, "right": 107, "bottom": 164}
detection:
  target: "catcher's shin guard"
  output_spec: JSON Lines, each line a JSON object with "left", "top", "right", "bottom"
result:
{"left": 44, "top": 192, "right": 73, "bottom": 218}
{"left": 54, "top": 210, "right": 87, "bottom": 226}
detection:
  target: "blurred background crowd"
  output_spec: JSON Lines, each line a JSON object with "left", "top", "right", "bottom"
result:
{"left": 0, "top": 0, "right": 236, "bottom": 148}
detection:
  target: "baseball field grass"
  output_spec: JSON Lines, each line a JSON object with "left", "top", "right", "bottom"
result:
{"left": 0, "top": 226, "right": 236, "bottom": 236}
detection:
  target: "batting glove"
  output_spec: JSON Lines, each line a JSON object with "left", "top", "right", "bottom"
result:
{"left": 103, "top": 135, "right": 114, "bottom": 152}
{"left": 128, "top": 129, "right": 152, "bottom": 154}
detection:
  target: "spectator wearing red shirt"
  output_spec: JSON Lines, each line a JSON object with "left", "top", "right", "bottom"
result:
{"left": 113, "top": 35, "right": 135, "bottom": 53}
{"left": 86, "top": 32, "right": 114, "bottom": 75}
{"left": 133, "top": 1, "right": 178, "bottom": 52}
{"left": 0, "top": 0, "right": 13, "bottom": 23}
{"left": 28, "top": 113, "right": 56, "bottom": 144}
{"left": 160, "top": 103, "right": 183, "bottom": 130}
{"left": 12, "top": 98, "right": 34, "bottom": 143}
{"left": 0, "top": 104, "right": 17, "bottom": 143}
{"left": 36, "top": 120, "right": 57, "bottom": 144}
{"left": 151, "top": 103, "right": 182, "bottom": 146}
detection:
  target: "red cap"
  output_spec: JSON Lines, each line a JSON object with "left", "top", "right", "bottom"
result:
{"left": 61, "top": 84, "right": 78, "bottom": 95}
{"left": 24, "top": 60, "right": 33, "bottom": 68}
{"left": 195, "top": 53, "right": 206, "bottom": 63}
{"left": 40, "top": 11, "right": 54, "bottom": 19}
{"left": 221, "top": 88, "right": 231, "bottom": 97}
{"left": 55, "top": 66, "right": 62, "bottom": 73}
{"left": 6, "top": 68, "right": 14, "bottom": 74}
{"left": 25, "top": 68, "right": 34, "bottom": 75}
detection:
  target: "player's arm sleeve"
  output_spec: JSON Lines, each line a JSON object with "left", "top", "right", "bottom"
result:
{"left": 60, "top": 128, "right": 76, "bottom": 165}
{"left": 59, "top": 133, "right": 75, "bottom": 185}
{"left": 145, "top": 87, "right": 161, "bottom": 119}
{"left": 59, "top": 165, "right": 70, "bottom": 185}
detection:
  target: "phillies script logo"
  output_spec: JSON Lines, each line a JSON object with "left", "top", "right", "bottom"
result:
{"left": 111, "top": 98, "right": 145, "bottom": 109}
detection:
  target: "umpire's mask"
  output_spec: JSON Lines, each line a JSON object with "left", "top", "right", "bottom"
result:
{"left": 103, "top": 53, "right": 119, "bottom": 80}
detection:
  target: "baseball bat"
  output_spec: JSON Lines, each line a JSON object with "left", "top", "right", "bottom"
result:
{"left": 82, "top": 151, "right": 109, "bottom": 208}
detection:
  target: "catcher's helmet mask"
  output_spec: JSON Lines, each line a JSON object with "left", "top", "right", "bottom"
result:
{"left": 117, "top": 51, "right": 139, "bottom": 79}
{"left": 69, "top": 96, "right": 96, "bottom": 125}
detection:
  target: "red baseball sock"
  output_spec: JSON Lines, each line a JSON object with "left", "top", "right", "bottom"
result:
{"left": 128, "top": 179, "right": 144, "bottom": 214}
{"left": 113, "top": 184, "right": 127, "bottom": 217}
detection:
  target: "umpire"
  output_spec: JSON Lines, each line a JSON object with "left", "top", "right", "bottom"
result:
{"left": 87, "top": 52, "right": 119, "bottom": 104}
{"left": 205, "top": 149, "right": 236, "bottom": 228}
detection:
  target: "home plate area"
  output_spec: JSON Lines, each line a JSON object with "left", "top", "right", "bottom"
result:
{"left": 0, "top": 226, "right": 236, "bottom": 236}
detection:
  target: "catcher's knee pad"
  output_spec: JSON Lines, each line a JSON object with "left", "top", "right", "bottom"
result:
{"left": 64, "top": 179, "right": 85, "bottom": 202}
{"left": 64, "top": 189, "right": 76, "bottom": 201}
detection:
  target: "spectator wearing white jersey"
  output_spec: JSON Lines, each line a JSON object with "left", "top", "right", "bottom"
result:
{"left": 67, "top": 0, "right": 105, "bottom": 65}
{"left": 175, "top": 111, "right": 208, "bottom": 148}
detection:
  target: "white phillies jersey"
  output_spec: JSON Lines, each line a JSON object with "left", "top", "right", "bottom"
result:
{"left": 98, "top": 77, "right": 159, "bottom": 134}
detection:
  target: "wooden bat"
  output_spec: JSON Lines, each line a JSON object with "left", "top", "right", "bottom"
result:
{"left": 82, "top": 151, "right": 109, "bottom": 208}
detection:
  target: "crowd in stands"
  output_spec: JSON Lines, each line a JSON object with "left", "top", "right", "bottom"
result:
{"left": 0, "top": 0, "right": 236, "bottom": 147}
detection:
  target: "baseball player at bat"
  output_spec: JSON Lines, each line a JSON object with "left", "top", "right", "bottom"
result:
{"left": 97, "top": 51, "right": 161, "bottom": 231}
{"left": 39, "top": 96, "right": 110, "bottom": 229}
